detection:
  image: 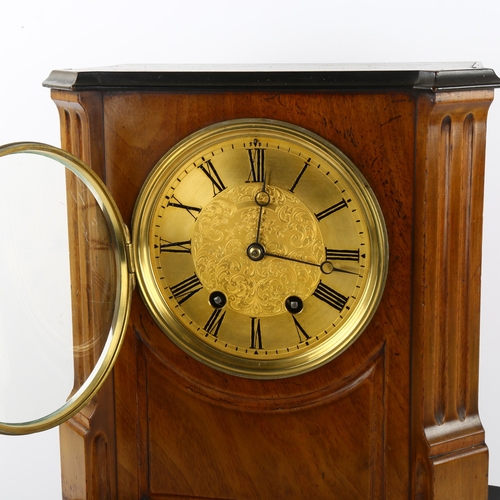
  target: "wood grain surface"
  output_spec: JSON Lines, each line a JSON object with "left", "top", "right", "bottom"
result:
{"left": 51, "top": 86, "right": 493, "bottom": 499}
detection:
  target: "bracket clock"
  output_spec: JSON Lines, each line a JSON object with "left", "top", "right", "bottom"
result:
{"left": 0, "top": 63, "right": 499, "bottom": 499}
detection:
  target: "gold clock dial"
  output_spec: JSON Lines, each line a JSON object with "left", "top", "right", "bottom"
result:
{"left": 133, "top": 119, "right": 388, "bottom": 378}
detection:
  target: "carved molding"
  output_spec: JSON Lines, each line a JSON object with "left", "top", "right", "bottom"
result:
{"left": 52, "top": 91, "right": 117, "bottom": 500}
{"left": 412, "top": 90, "right": 493, "bottom": 499}
{"left": 136, "top": 323, "right": 387, "bottom": 412}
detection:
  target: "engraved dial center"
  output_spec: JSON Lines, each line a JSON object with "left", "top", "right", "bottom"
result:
{"left": 191, "top": 184, "right": 325, "bottom": 317}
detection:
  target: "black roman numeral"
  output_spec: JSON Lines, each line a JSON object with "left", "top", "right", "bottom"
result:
{"left": 315, "top": 199, "right": 348, "bottom": 221}
{"left": 247, "top": 147, "right": 265, "bottom": 182}
{"left": 204, "top": 308, "right": 226, "bottom": 337}
{"left": 167, "top": 195, "right": 202, "bottom": 220}
{"left": 292, "top": 316, "right": 310, "bottom": 343}
{"left": 313, "top": 281, "right": 348, "bottom": 311}
{"left": 156, "top": 238, "right": 191, "bottom": 254}
{"left": 325, "top": 248, "right": 360, "bottom": 262}
{"left": 198, "top": 159, "right": 226, "bottom": 196}
{"left": 289, "top": 160, "right": 310, "bottom": 193}
{"left": 250, "top": 318, "right": 263, "bottom": 350}
{"left": 170, "top": 274, "right": 203, "bottom": 304}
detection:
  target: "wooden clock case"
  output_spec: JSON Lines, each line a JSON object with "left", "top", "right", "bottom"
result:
{"left": 42, "top": 64, "right": 500, "bottom": 499}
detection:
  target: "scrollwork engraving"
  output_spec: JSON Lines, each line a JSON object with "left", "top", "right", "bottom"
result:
{"left": 192, "top": 185, "right": 324, "bottom": 316}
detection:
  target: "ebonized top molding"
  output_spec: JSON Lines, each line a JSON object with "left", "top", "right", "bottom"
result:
{"left": 42, "top": 62, "right": 500, "bottom": 92}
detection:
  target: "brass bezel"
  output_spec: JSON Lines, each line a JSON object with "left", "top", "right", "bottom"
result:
{"left": 132, "top": 119, "right": 389, "bottom": 379}
{"left": 0, "top": 142, "right": 132, "bottom": 435}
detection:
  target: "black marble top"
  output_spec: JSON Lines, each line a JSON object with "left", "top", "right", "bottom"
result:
{"left": 42, "top": 63, "right": 500, "bottom": 92}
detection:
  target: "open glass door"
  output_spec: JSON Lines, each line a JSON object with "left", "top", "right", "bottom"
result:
{"left": 0, "top": 143, "right": 132, "bottom": 435}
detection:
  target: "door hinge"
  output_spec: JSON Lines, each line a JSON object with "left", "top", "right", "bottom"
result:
{"left": 123, "top": 223, "right": 136, "bottom": 290}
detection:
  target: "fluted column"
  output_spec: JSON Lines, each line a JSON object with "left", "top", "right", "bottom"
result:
{"left": 412, "top": 90, "right": 493, "bottom": 499}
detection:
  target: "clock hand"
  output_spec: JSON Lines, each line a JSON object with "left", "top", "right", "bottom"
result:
{"left": 246, "top": 172, "right": 358, "bottom": 276}
{"left": 254, "top": 171, "right": 270, "bottom": 244}
{"left": 255, "top": 201, "right": 265, "bottom": 244}
{"left": 321, "top": 263, "right": 360, "bottom": 276}
{"left": 273, "top": 252, "right": 359, "bottom": 275}
{"left": 246, "top": 245, "right": 359, "bottom": 276}
{"left": 263, "top": 250, "right": 322, "bottom": 268}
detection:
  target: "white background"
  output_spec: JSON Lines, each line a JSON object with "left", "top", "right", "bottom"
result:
{"left": 0, "top": 0, "right": 499, "bottom": 497}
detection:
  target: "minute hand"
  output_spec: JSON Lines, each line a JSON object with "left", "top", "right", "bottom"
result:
{"left": 263, "top": 251, "right": 359, "bottom": 276}
{"left": 254, "top": 171, "right": 270, "bottom": 244}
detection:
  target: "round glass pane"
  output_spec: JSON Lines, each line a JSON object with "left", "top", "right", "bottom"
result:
{"left": 0, "top": 143, "right": 131, "bottom": 434}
